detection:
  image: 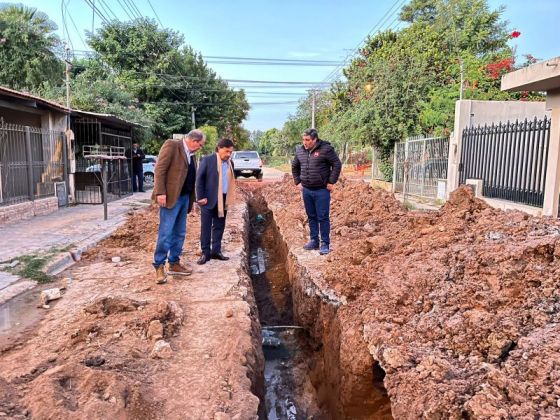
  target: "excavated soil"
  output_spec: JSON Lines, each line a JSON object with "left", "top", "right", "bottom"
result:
{"left": 258, "top": 176, "right": 560, "bottom": 418}
{"left": 0, "top": 202, "right": 263, "bottom": 419}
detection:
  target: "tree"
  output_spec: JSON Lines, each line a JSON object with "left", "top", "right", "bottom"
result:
{"left": 86, "top": 18, "right": 249, "bottom": 140}
{"left": 0, "top": 4, "right": 63, "bottom": 91}
{"left": 314, "top": 0, "right": 536, "bottom": 159}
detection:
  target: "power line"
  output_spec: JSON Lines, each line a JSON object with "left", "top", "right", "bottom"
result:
{"left": 322, "top": 0, "right": 407, "bottom": 84}
{"left": 115, "top": 0, "right": 135, "bottom": 21}
{"left": 203, "top": 55, "right": 343, "bottom": 64}
{"left": 146, "top": 0, "right": 164, "bottom": 27}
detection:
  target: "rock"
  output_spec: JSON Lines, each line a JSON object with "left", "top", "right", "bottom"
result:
{"left": 150, "top": 340, "right": 172, "bottom": 359}
{"left": 381, "top": 347, "right": 408, "bottom": 369}
{"left": 262, "top": 336, "right": 281, "bottom": 347}
{"left": 486, "top": 231, "right": 507, "bottom": 241}
{"left": 82, "top": 356, "right": 105, "bottom": 367}
{"left": 40, "top": 288, "right": 62, "bottom": 306}
{"left": 214, "top": 412, "right": 230, "bottom": 420}
{"left": 147, "top": 320, "right": 164, "bottom": 341}
{"left": 225, "top": 309, "right": 234, "bottom": 318}
{"left": 111, "top": 256, "right": 121, "bottom": 263}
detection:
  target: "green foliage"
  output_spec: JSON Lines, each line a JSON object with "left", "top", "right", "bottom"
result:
{"left": 282, "top": 0, "right": 544, "bottom": 163}
{"left": 0, "top": 4, "right": 63, "bottom": 92}
{"left": 199, "top": 125, "right": 219, "bottom": 155}
{"left": 143, "top": 137, "right": 164, "bottom": 155}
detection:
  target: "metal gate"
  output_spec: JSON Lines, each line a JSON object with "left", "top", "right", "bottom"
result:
{"left": 459, "top": 117, "right": 551, "bottom": 207}
{"left": 393, "top": 136, "right": 449, "bottom": 199}
{"left": 0, "top": 121, "right": 66, "bottom": 206}
{"left": 72, "top": 117, "right": 132, "bottom": 204}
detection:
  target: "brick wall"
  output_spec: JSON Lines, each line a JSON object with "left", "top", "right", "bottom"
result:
{"left": 0, "top": 197, "right": 59, "bottom": 226}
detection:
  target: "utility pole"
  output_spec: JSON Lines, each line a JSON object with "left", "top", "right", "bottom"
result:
{"left": 65, "top": 44, "right": 71, "bottom": 113}
{"left": 459, "top": 58, "right": 464, "bottom": 100}
{"left": 191, "top": 106, "right": 196, "bottom": 129}
{"left": 63, "top": 43, "right": 76, "bottom": 203}
{"left": 311, "top": 89, "right": 316, "bottom": 129}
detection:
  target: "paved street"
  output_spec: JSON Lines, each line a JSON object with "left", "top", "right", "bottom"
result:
{"left": 0, "top": 191, "right": 152, "bottom": 264}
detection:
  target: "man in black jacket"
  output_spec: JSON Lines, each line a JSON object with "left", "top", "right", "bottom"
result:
{"left": 291, "top": 128, "right": 342, "bottom": 255}
{"left": 127, "top": 142, "right": 146, "bottom": 192}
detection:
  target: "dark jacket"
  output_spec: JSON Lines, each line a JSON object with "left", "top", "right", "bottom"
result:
{"left": 291, "top": 140, "right": 342, "bottom": 189}
{"left": 196, "top": 154, "right": 234, "bottom": 209}
{"left": 126, "top": 147, "right": 145, "bottom": 172}
{"left": 152, "top": 139, "right": 196, "bottom": 212}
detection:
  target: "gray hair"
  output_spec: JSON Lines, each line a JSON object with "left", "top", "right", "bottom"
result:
{"left": 185, "top": 129, "right": 205, "bottom": 142}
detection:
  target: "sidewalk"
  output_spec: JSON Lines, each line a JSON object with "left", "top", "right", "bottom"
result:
{"left": 0, "top": 191, "right": 152, "bottom": 302}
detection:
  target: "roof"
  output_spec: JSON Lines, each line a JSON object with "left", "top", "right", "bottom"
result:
{"left": 0, "top": 85, "right": 69, "bottom": 113}
{"left": 0, "top": 85, "right": 145, "bottom": 128}
{"left": 72, "top": 110, "right": 144, "bottom": 128}
{"left": 501, "top": 56, "right": 560, "bottom": 92}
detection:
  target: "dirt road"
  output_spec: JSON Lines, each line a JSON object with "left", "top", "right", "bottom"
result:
{"left": 0, "top": 202, "right": 262, "bottom": 419}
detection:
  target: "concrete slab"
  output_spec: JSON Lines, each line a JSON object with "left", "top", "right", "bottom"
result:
{"left": 0, "top": 271, "right": 20, "bottom": 291}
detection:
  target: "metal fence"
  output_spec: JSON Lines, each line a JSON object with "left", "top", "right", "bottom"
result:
{"left": 0, "top": 122, "right": 66, "bottom": 206}
{"left": 72, "top": 118, "right": 132, "bottom": 204}
{"left": 371, "top": 148, "right": 392, "bottom": 181}
{"left": 393, "top": 136, "right": 449, "bottom": 199}
{"left": 459, "top": 117, "right": 551, "bottom": 207}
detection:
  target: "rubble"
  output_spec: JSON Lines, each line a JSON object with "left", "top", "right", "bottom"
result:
{"left": 150, "top": 340, "right": 173, "bottom": 359}
{"left": 259, "top": 177, "right": 560, "bottom": 418}
{"left": 39, "top": 288, "right": 62, "bottom": 307}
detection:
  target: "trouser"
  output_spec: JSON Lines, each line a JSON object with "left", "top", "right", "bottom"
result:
{"left": 302, "top": 187, "right": 331, "bottom": 246}
{"left": 132, "top": 170, "right": 144, "bottom": 192}
{"left": 153, "top": 194, "right": 189, "bottom": 268}
{"left": 200, "top": 194, "right": 227, "bottom": 257}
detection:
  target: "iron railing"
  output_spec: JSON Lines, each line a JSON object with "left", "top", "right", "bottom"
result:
{"left": 393, "top": 136, "right": 449, "bottom": 199}
{"left": 0, "top": 122, "right": 66, "bottom": 206}
{"left": 459, "top": 117, "right": 551, "bottom": 207}
{"left": 72, "top": 118, "right": 132, "bottom": 204}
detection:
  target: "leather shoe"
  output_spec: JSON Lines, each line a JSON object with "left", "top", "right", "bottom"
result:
{"left": 197, "top": 254, "right": 210, "bottom": 265}
{"left": 211, "top": 252, "right": 230, "bottom": 261}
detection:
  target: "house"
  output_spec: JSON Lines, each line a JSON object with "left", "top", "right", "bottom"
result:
{"left": 0, "top": 86, "right": 70, "bottom": 224}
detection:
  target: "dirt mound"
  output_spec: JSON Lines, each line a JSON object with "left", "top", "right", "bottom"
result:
{"left": 84, "top": 296, "right": 143, "bottom": 316}
{"left": 103, "top": 204, "right": 160, "bottom": 253}
{"left": 23, "top": 362, "right": 158, "bottom": 419}
{"left": 259, "top": 178, "right": 560, "bottom": 417}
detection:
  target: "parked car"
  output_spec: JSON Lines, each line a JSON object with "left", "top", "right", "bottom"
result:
{"left": 142, "top": 155, "right": 157, "bottom": 185}
{"left": 231, "top": 151, "right": 263, "bottom": 180}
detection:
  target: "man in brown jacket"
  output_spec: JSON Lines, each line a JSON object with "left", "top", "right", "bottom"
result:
{"left": 152, "top": 129, "right": 205, "bottom": 284}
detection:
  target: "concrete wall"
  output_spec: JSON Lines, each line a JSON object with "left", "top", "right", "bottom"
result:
{"left": 447, "top": 100, "right": 550, "bottom": 196}
{"left": 0, "top": 197, "right": 59, "bottom": 226}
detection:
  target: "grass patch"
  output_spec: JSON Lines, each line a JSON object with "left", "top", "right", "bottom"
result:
{"left": 12, "top": 254, "right": 52, "bottom": 283}
{"left": 1, "top": 245, "right": 75, "bottom": 283}
{"left": 403, "top": 201, "right": 417, "bottom": 210}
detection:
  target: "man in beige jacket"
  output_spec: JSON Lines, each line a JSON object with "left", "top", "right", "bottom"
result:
{"left": 152, "top": 130, "right": 205, "bottom": 284}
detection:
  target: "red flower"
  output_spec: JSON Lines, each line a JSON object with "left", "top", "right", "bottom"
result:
{"left": 511, "top": 30, "right": 521, "bottom": 38}
{"left": 485, "top": 57, "right": 514, "bottom": 79}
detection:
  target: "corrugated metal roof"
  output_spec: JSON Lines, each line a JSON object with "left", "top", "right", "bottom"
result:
{"left": 72, "top": 110, "right": 142, "bottom": 128}
{"left": 0, "top": 85, "right": 70, "bottom": 112}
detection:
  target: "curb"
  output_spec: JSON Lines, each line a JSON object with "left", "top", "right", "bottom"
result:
{"left": 43, "top": 215, "right": 128, "bottom": 276}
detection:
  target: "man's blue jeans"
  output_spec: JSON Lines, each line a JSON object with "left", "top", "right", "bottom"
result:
{"left": 302, "top": 187, "right": 331, "bottom": 246}
{"left": 132, "top": 170, "right": 144, "bottom": 192}
{"left": 153, "top": 194, "right": 189, "bottom": 268}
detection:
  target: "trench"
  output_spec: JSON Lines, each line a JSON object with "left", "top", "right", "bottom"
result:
{"left": 246, "top": 191, "right": 393, "bottom": 419}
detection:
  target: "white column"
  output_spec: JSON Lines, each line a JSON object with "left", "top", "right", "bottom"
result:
{"left": 542, "top": 107, "right": 560, "bottom": 216}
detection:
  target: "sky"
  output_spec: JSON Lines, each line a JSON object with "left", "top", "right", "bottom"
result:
{"left": 16, "top": 0, "right": 560, "bottom": 132}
